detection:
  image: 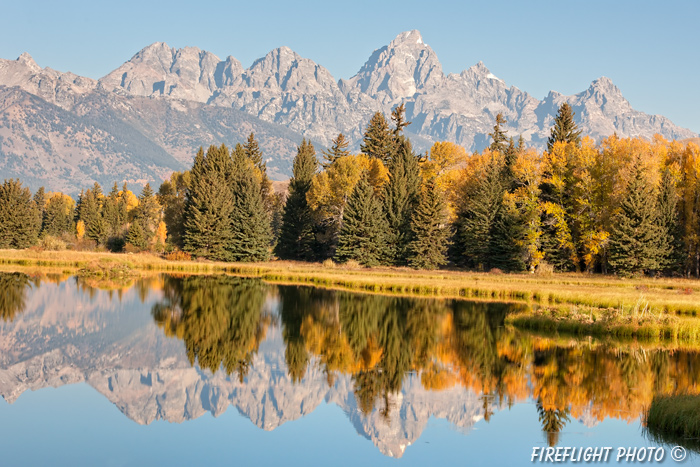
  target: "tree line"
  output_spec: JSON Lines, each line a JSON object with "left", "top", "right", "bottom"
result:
{"left": 1, "top": 103, "right": 699, "bottom": 277}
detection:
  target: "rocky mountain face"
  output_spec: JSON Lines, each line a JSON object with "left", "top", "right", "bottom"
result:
{"left": 96, "top": 29, "right": 697, "bottom": 151}
{"left": 0, "top": 30, "right": 696, "bottom": 193}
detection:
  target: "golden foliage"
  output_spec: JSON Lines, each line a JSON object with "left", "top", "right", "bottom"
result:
{"left": 76, "top": 220, "right": 85, "bottom": 240}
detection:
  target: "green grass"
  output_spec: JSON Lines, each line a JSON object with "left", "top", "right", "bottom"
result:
{"left": 645, "top": 395, "right": 700, "bottom": 453}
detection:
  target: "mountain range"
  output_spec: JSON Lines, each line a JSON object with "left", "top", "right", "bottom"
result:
{"left": 0, "top": 30, "right": 696, "bottom": 194}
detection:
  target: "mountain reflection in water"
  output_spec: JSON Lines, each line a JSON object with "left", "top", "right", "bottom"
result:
{"left": 1, "top": 272, "right": 699, "bottom": 460}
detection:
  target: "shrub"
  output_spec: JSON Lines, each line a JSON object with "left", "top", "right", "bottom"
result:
{"left": 343, "top": 259, "right": 362, "bottom": 269}
{"left": 165, "top": 251, "right": 192, "bottom": 262}
{"left": 322, "top": 258, "right": 336, "bottom": 269}
{"left": 39, "top": 235, "right": 68, "bottom": 251}
{"left": 536, "top": 262, "right": 554, "bottom": 276}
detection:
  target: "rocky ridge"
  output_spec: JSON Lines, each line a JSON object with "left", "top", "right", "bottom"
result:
{"left": 0, "top": 30, "right": 696, "bottom": 193}
{"left": 96, "top": 29, "right": 698, "bottom": 149}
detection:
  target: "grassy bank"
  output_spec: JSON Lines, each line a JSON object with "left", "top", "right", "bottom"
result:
{"left": 645, "top": 395, "right": 700, "bottom": 452}
{"left": 3, "top": 248, "right": 700, "bottom": 316}
{"left": 506, "top": 304, "right": 700, "bottom": 344}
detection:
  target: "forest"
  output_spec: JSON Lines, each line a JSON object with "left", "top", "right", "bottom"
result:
{"left": 1, "top": 102, "right": 699, "bottom": 278}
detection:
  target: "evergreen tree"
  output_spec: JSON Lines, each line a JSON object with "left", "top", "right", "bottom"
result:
{"left": 136, "top": 183, "right": 161, "bottom": 242}
{"left": 657, "top": 168, "right": 683, "bottom": 273}
{"left": 33, "top": 187, "right": 46, "bottom": 236}
{"left": 383, "top": 137, "right": 421, "bottom": 265}
{"left": 243, "top": 134, "right": 276, "bottom": 229}
{"left": 77, "top": 183, "right": 105, "bottom": 245}
{"left": 0, "top": 179, "right": 40, "bottom": 248}
{"left": 125, "top": 217, "right": 148, "bottom": 249}
{"left": 391, "top": 103, "right": 411, "bottom": 137}
{"left": 42, "top": 193, "right": 74, "bottom": 237}
{"left": 361, "top": 112, "right": 394, "bottom": 165}
{"left": 502, "top": 138, "right": 518, "bottom": 190}
{"left": 489, "top": 113, "right": 508, "bottom": 154}
{"left": 489, "top": 204, "right": 526, "bottom": 272}
{"left": 335, "top": 177, "right": 391, "bottom": 266}
{"left": 157, "top": 171, "right": 190, "bottom": 248}
{"left": 102, "top": 182, "right": 129, "bottom": 250}
{"left": 456, "top": 156, "right": 505, "bottom": 270}
{"left": 547, "top": 102, "right": 582, "bottom": 152}
{"left": 183, "top": 146, "right": 236, "bottom": 260}
{"left": 228, "top": 149, "right": 273, "bottom": 262}
{"left": 276, "top": 139, "right": 318, "bottom": 261}
{"left": 243, "top": 132, "right": 264, "bottom": 172}
{"left": 322, "top": 133, "right": 351, "bottom": 168}
{"left": 608, "top": 161, "right": 666, "bottom": 276}
{"left": 407, "top": 182, "right": 450, "bottom": 269}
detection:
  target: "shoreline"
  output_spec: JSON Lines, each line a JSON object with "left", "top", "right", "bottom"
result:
{"left": 3, "top": 249, "right": 700, "bottom": 342}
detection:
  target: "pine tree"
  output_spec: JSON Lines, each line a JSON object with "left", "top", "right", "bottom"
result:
{"left": 43, "top": 193, "right": 74, "bottom": 237}
{"left": 157, "top": 171, "right": 190, "bottom": 248}
{"left": 0, "top": 179, "right": 40, "bottom": 248}
{"left": 456, "top": 156, "right": 505, "bottom": 270}
{"left": 243, "top": 134, "right": 276, "bottom": 229}
{"left": 383, "top": 137, "right": 421, "bottom": 265}
{"left": 489, "top": 204, "right": 526, "bottom": 272}
{"left": 335, "top": 177, "right": 391, "bottom": 266}
{"left": 657, "top": 168, "right": 683, "bottom": 273}
{"left": 33, "top": 187, "right": 46, "bottom": 236}
{"left": 547, "top": 102, "right": 582, "bottom": 152}
{"left": 77, "top": 183, "right": 105, "bottom": 245}
{"left": 322, "top": 133, "right": 351, "bottom": 168}
{"left": 243, "top": 132, "right": 264, "bottom": 172}
{"left": 361, "top": 112, "right": 394, "bottom": 165}
{"left": 228, "top": 149, "right": 272, "bottom": 262}
{"left": 391, "top": 103, "right": 411, "bottom": 137}
{"left": 276, "top": 139, "right": 318, "bottom": 260}
{"left": 608, "top": 161, "right": 666, "bottom": 276}
{"left": 489, "top": 113, "right": 508, "bottom": 154}
{"left": 125, "top": 218, "right": 148, "bottom": 249}
{"left": 407, "top": 182, "right": 450, "bottom": 269}
{"left": 183, "top": 145, "right": 236, "bottom": 260}
{"left": 101, "top": 182, "right": 128, "bottom": 250}
{"left": 136, "top": 183, "right": 161, "bottom": 242}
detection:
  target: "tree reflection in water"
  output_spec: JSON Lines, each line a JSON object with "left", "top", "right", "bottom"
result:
{"left": 152, "top": 275, "right": 274, "bottom": 382}
{"left": 149, "top": 275, "right": 700, "bottom": 443}
{"left": 0, "top": 272, "right": 33, "bottom": 322}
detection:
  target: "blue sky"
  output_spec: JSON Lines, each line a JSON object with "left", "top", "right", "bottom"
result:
{"left": 2, "top": 0, "right": 698, "bottom": 133}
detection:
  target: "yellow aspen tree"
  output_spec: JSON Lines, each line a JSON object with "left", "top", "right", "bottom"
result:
{"left": 511, "top": 148, "right": 544, "bottom": 272}
{"left": 155, "top": 221, "right": 167, "bottom": 248}
{"left": 76, "top": 220, "right": 85, "bottom": 240}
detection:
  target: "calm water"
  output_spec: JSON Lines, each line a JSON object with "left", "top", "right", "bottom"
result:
{"left": 0, "top": 272, "right": 698, "bottom": 466}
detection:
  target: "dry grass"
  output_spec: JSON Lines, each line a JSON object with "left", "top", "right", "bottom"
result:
{"left": 3, "top": 249, "right": 700, "bottom": 314}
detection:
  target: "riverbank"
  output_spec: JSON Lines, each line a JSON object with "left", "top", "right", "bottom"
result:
{"left": 3, "top": 249, "right": 700, "bottom": 339}
{"left": 645, "top": 395, "right": 700, "bottom": 453}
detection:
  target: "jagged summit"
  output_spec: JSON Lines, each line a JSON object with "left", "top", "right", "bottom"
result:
{"left": 341, "top": 30, "right": 444, "bottom": 105}
{"left": 390, "top": 29, "right": 425, "bottom": 46}
{"left": 0, "top": 31, "right": 697, "bottom": 192}
{"left": 16, "top": 52, "right": 39, "bottom": 69}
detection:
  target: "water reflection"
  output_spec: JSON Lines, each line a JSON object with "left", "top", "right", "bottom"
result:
{"left": 148, "top": 275, "right": 700, "bottom": 445}
{"left": 1, "top": 272, "right": 700, "bottom": 459}
{"left": 152, "top": 275, "right": 274, "bottom": 381}
{"left": 0, "top": 272, "right": 34, "bottom": 321}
